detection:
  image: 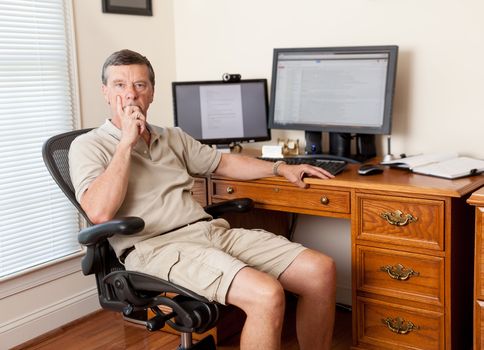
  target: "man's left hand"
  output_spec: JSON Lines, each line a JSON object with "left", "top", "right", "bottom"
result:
{"left": 278, "top": 163, "right": 334, "bottom": 188}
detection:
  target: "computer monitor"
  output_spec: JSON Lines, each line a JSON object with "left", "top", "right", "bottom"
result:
{"left": 172, "top": 79, "right": 270, "bottom": 150}
{"left": 268, "top": 45, "right": 398, "bottom": 161}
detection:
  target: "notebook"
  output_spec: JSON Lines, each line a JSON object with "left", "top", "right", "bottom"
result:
{"left": 380, "top": 153, "right": 484, "bottom": 179}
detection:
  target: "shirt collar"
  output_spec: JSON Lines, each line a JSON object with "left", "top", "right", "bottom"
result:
{"left": 100, "top": 119, "right": 122, "bottom": 140}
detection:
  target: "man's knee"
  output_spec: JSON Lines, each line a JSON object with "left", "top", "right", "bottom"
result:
{"left": 247, "top": 278, "right": 286, "bottom": 329}
{"left": 260, "top": 279, "right": 285, "bottom": 307}
{"left": 307, "top": 250, "right": 335, "bottom": 279}
{"left": 282, "top": 249, "right": 336, "bottom": 295}
{"left": 310, "top": 252, "right": 336, "bottom": 294}
{"left": 317, "top": 253, "right": 336, "bottom": 277}
{"left": 227, "top": 268, "right": 285, "bottom": 313}
{"left": 244, "top": 277, "right": 286, "bottom": 315}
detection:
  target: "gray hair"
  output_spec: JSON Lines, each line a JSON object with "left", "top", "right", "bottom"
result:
{"left": 101, "top": 49, "right": 155, "bottom": 87}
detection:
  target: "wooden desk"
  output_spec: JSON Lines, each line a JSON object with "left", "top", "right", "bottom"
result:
{"left": 467, "top": 187, "right": 484, "bottom": 350}
{"left": 208, "top": 164, "right": 484, "bottom": 350}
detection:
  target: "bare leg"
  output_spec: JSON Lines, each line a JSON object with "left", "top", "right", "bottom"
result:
{"left": 279, "top": 249, "right": 336, "bottom": 350}
{"left": 226, "top": 267, "right": 286, "bottom": 350}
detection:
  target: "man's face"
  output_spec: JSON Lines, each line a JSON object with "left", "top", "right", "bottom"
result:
{"left": 102, "top": 64, "right": 154, "bottom": 123}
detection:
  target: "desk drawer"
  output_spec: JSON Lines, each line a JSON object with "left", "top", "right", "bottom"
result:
{"left": 211, "top": 180, "right": 350, "bottom": 215}
{"left": 356, "top": 297, "right": 443, "bottom": 350}
{"left": 356, "top": 193, "right": 444, "bottom": 251}
{"left": 357, "top": 246, "right": 444, "bottom": 306}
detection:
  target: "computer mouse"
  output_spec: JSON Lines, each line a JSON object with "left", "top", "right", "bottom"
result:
{"left": 358, "top": 164, "right": 384, "bottom": 176}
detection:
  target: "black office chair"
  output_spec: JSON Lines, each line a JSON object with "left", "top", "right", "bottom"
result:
{"left": 42, "top": 128, "right": 253, "bottom": 350}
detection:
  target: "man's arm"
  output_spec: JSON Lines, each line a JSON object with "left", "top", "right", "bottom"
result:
{"left": 80, "top": 142, "right": 132, "bottom": 224}
{"left": 213, "top": 153, "right": 334, "bottom": 189}
{"left": 80, "top": 96, "right": 145, "bottom": 223}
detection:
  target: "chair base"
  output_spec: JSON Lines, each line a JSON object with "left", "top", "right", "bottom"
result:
{"left": 150, "top": 303, "right": 245, "bottom": 345}
{"left": 122, "top": 312, "right": 216, "bottom": 349}
{"left": 178, "top": 334, "right": 216, "bottom": 350}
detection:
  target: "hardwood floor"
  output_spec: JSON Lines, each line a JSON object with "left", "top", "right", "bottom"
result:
{"left": 13, "top": 302, "right": 352, "bottom": 350}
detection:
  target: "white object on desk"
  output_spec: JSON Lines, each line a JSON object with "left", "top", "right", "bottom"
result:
{"left": 262, "top": 145, "right": 283, "bottom": 158}
{"left": 381, "top": 152, "right": 484, "bottom": 179}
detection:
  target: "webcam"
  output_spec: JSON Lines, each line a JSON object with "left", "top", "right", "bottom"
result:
{"left": 222, "top": 73, "right": 241, "bottom": 82}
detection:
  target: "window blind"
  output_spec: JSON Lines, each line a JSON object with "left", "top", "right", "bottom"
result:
{"left": 0, "top": 0, "right": 80, "bottom": 279}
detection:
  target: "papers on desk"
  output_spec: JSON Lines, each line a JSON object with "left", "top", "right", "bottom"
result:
{"left": 380, "top": 152, "right": 484, "bottom": 179}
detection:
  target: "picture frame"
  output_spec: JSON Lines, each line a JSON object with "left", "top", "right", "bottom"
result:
{"left": 102, "top": 0, "right": 152, "bottom": 16}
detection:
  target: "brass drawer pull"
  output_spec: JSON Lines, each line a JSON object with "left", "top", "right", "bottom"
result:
{"left": 226, "top": 186, "right": 234, "bottom": 194}
{"left": 380, "top": 264, "right": 420, "bottom": 281}
{"left": 380, "top": 210, "right": 418, "bottom": 226}
{"left": 320, "top": 196, "right": 329, "bottom": 205}
{"left": 382, "top": 317, "right": 419, "bottom": 334}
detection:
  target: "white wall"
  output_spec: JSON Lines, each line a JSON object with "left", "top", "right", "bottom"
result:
{"left": 172, "top": 0, "right": 484, "bottom": 159}
{"left": 74, "top": 0, "right": 176, "bottom": 129}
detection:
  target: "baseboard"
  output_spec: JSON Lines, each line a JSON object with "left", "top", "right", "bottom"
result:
{"left": 0, "top": 287, "right": 100, "bottom": 349}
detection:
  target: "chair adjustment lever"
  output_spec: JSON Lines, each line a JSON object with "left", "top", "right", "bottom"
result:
{"left": 146, "top": 311, "right": 176, "bottom": 331}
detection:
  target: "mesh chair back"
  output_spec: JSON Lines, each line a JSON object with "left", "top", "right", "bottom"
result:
{"left": 43, "top": 128, "right": 127, "bottom": 279}
{"left": 42, "top": 129, "right": 93, "bottom": 223}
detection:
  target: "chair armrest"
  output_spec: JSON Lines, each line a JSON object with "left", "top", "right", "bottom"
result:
{"left": 78, "top": 217, "right": 145, "bottom": 246}
{"left": 204, "top": 198, "right": 254, "bottom": 218}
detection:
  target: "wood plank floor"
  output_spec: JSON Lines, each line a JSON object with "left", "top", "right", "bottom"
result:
{"left": 13, "top": 302, "right": 352, "bottom": 350}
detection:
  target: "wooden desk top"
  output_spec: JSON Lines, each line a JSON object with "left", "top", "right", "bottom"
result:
{"left": 215, "top": 162, "right": 484, "bottom": 198}
{"left": 304, "top": 163, "right": 484, "bottom": 198}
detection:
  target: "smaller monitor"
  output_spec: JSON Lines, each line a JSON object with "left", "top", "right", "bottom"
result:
{"left": 172, "top": 79, "right": 270, "bottom": 148}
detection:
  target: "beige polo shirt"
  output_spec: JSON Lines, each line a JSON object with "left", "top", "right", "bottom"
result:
{"left": 69, "top": 120, "right": 222, "bottom": 257}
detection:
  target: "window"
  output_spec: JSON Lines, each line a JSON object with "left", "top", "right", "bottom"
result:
{"left": 0, "top": 0, "right": 80, "bottom": 279}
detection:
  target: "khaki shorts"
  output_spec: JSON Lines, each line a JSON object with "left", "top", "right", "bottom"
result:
{"left": 124, "top": 218, "right": 306, "bottom": 305}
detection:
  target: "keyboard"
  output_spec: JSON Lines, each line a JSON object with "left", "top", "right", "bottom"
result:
{"left": 259, "top": 156, "right": 348, "bottom": 175}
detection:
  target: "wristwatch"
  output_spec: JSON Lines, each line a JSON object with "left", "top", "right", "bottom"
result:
{"left": 272, "top": 160, "right": 287, "bottom": 176}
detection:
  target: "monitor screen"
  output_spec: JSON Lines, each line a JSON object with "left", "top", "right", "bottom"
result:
{"left": 268, "top": 46, "right": 398, "bottom": 135}
{"left": 172, "top": 79, "right": 270, "bottom": 146}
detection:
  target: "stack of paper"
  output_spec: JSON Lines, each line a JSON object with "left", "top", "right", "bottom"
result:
{"left": 381, "top": 153, "right": 484, "bottom": 179}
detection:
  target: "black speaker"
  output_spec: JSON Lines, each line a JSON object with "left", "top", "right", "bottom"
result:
{"left": 304, "top": 131, "right": 322, "bottom": 154}
{"left": 329, "top": 133, "right": 351, "bottom": 158}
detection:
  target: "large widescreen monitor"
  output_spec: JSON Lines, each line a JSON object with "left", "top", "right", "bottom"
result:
{"left": 268, "top": 45, "right": 398, "bottom": 160}
{"left": 172, "top": 79, "right": 270, "bottom": 149}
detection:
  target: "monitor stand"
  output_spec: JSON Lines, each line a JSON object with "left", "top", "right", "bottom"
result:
{"left": 329, "top": 132, "right": 377, "bottom": 162}
{"left": 329, "top": 133, "right": 352, "bottom": 158}
{"left": 303, "top": 131, "right": 377, "bottom": 163}
{"left": 355, "top": 134, "right": 376, "bottom": 161}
